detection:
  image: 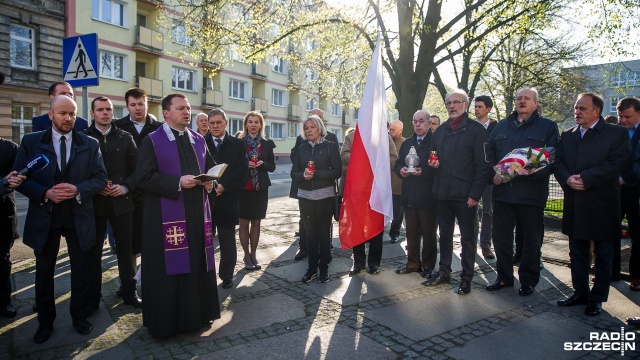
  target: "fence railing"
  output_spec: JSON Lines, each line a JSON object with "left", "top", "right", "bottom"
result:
{"left": 545, "top": 178, "right": 564, "bottom": 214}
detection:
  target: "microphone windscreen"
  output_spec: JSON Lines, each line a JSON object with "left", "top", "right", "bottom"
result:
{"left": 25, "top": 154, "right": 50, "bottom": 173}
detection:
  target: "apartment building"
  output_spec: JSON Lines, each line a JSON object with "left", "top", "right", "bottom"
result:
{"left": 0, "top": 0, "right": 66, "bottom": 143}
{"left": 65, "top": 0, "right": 355, "bottom": 162}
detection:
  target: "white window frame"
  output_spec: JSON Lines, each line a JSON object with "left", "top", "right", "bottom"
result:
{"left": 269, "top": 122, "right": 285, "bottom": 140}
{"left": 113, "top": 105, "right": 125, "bottom": 119}
{"left": 230, "top": 118, "right": 243, "bottom": 135}
{"left": 305, "top": 97, "right": 316, "bottom": 111}
{"left": 229, "top": 79, "right": 248, "bottom": 100}
{"left": 172, "top": 23, "right": 191, "bottom": 46}
{"left": 172, "top": 66, "right": 197, "bottom": 92}
{"left": 272, "top": 56, "right": 286, "bottom": 74}
{"left": 92, "top": 0, "right": 127, "bottom": 27}
{"left": 228, "top": 45, "right": 244, "bottom": 63}
{"left": 272, "top": 89, "right": 286, "bottom": 107}
{"left": 99, "top": 50, "right": 126, "bottom": 80}
{"left": 287, "top": 122, "right": 300, "bottom": 139}
{"left": 10, "top": 24, "right": 36, "bottom": 70}
{"left": 331, "top": 103, "right": 341, "bottom": 117}
{"left": 306, "top": 37, "right": 318, "bottom": 51}
{"left": 11, "top": 104, "right": 34, "bottom": 144}
{"left": 610, "top": 97, "right": 621, "bottom": 114}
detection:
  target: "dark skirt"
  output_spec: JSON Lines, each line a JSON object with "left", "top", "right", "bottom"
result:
{"left": 239, "top": 187, "right": 269, "bottom": 219}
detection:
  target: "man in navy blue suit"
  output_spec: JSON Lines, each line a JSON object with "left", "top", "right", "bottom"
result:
{"left": 32, "top": 82, "right": 88, "bottom": 132}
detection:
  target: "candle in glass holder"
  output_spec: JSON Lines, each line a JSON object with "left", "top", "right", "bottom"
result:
{"left": 251, "top": 155, "right": 258, "bottom": 165}
{"left": 306, "top": 160, "right": 315, "bottom": 172}
{"left": 107, "top": 180, "right": 113, "bottom": 188}
{"left": 429, "top": 151, "right": 438, "bottom": 162}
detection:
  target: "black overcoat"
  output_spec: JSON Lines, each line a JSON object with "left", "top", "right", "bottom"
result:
{"left": 0, "top": 139, "right": 19, "bottom": 241}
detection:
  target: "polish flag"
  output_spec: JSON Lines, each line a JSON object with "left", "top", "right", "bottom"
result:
{"left": 339, "top": 35, "right": 393, "bottom": 249}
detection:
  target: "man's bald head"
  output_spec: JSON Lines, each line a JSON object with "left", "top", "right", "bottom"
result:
{"left": 388, "top": 120, "right": 404, "bottom": 139}
{"left": 309, "top": 108, "right": 324, "bottom": 120}
{"left": 49, "top": 95, "right": 77, "bottom": 134}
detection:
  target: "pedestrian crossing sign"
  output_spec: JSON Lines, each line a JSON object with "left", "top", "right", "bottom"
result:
{"left": 62, "top": 33, "right": 99, "bottom": 87}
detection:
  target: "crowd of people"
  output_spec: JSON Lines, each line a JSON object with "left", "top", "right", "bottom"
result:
{"left": 1, "top": 81, "right": 640, "bottom": 343}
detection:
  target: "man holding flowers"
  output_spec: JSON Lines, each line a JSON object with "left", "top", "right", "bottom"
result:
{"left": 486, "top": 88, "right": 559, "bottom": 296}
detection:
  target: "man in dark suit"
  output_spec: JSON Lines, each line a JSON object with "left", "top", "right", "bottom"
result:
{"left": 205, "top": 108, "right": 249, "bottom": 289}
{"left": 0, "top": 139, "right": 25, "bottom": 318}
{"left": 84, "top": 96, "right": 140, "bottom": 311}
{"left": 14, "top": 95, "right": 107, "bottom": 343}
{"left": 290, "top": 108, "right": 338, "bottom": 260}
{"left": 113, "top": 87, "right": 161, "bottom": 257}
{"left": 616, "top": 97, "right": 640, "bottom": 288}
{"left": 32, "top": 82, "right": 88, "bottom": 132}
{"left": 555, "top": 93, "right": 629, "bottom": 316}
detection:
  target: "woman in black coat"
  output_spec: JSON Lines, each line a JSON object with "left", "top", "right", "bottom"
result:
{"left": 291, "top": 115, "right": 341, "bottom": 283}
{"left": 238, "top": 111, "right": 276, "bottom": 270}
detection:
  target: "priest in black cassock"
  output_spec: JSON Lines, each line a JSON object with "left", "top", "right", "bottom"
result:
{"left": 136, "top": 94, "right": 220, "bottom": 338}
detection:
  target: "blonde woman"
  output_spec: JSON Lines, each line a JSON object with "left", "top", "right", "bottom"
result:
{"left": 237, "top": 111, "right": 276, "bottom": 270}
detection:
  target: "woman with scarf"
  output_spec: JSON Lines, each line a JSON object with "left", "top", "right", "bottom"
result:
{"left": 238, "top": 111, "right": 276, "bottom": 270}
{"left": 291, "top": 115, "right": 341, "bottom": 283}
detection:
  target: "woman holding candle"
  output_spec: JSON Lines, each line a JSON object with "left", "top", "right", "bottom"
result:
{"left": 237, "top": 111, "right": 276, "bottom": 270}
{"left": 291, "top": 115, "right": 341, "bottom": 283}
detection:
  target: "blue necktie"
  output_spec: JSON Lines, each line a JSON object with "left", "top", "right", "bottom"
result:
{"left": 215, "top": 138, "right": 222, "bottom": 150}
{"left": 630, "top": 127, "right": 635, "bottom": 139}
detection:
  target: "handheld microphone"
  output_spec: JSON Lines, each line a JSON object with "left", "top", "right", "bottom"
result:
{"left": 1, "top": 154, "right": 50, "bottom": 186}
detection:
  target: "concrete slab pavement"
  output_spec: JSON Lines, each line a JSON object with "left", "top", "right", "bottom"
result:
{"left": 1, "top": 196, "right": 638, "bottom": 359}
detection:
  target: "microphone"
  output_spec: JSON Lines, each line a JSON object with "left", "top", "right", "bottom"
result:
{"left": 1, "top": 154, "right": 50, "bottom": 186}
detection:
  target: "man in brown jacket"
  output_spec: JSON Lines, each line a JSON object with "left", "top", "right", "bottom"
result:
{"left": 388, "top": 120, "right": 406, "bottom": 243}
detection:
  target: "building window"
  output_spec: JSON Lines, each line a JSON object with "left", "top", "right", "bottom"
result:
{"left": 229, "top": 79, "right": 248, "bottom": 100}
{"left": 11, "top": 105, "right": 34, "bottom": 143}
{"left": 272, "top": 56, "right": 286, "bottom": 74}
{"left": 354, "top": 108, "right": 359, "bottom": 120}
{"left": 172, "top": 66, "right": 196, "bottom": 92}
{"left": 92, "top": 0, "right": 126, "bottom": 27}
{"left": 10, "top": 24, "right": 35, "bottom": 70}
{"left": 229, "top": 45, "right": 244, "bottom": 62}
{"left": 331, "top": 103, "right": 341, "bottom": 117}
{"left": 306, "top": 37, "right": 318, "bottom": 51}
{"left": 288, "top": 122, "right": 300, "bottom": 138}
{"left": 610, "top": 97, "right": 622, "bottom": 114}
{"left": 269, "top": 122, "right": 285, "bottom": 140}
{"left": 272, "top": 89, "right": 285, "bottom": 107}
{"left": 304, "top": 68, "right": 317, "bottom": 82}
{"left": 100, "top": 51, "right": 125, "bottom": 80}
{"left": 305, "top": 97, "right": 316, "bottom": 111}
{"left": 172, "top": 23, "right": 191, "bottom": 46}
{"left": 230, "top": 118, "right": 243, "bottom": 135}
{"left": 113, "top": 106, "right": 124, "bottom": 119}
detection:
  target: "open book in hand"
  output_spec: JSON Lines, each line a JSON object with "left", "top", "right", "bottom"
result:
{"left": 193, "top": 163, "right": 227, "bottom": 182}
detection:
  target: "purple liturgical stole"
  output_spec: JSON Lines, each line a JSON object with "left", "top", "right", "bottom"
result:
{"left": 149, "top": 124, "right": 215, "bottom": 275}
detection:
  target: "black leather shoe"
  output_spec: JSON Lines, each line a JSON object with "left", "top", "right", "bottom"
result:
{"left": 584, "top": 301, "right": 602, "bottom": 316}
{"left": 73, "top": 319, "right": 93, "bottom": 335}
{"left": 421, "top": 272, "right": 450, "bottom": 286}
{"left": 390, "top": 236, "right": 399, "bottom": 243}
{"left": 33, "top": 325, "right": 53, "bottom": 344}
{"left": 518, "top": 285, "right": 534, "bottom": 296}
{"left": 0, "top": 303, "right": 17, "bottom": 318}
{"left": 421, "top": 269, "right": 435, "bottom": 279}
{"left": 368, "top": 266, "right": 381, "bottom": 275}
{"left": 348, "top": 265, "right": 364, "bottom": 276}
{"left": 123, "top": 295, "right": 142, "bottom": 309}
{"left": 395, "top": 266, "right": 420, "bottom": 275}
{"left": 221, "top": 279, "right": 233, "bottom": 289}
{"left": 485, "top": 280, "right": 513, "bottom": 291}
{"left": 557, "top": 294, "right": 589, "bottom": 307}
{"left": 318, "top": 272, "right": 329, "bottom": 283}
{"left": 294, "top": 249, "right": 307, "bottom": 261}
{"left": 457, "top": 280, "right": 471, "bottom": 295}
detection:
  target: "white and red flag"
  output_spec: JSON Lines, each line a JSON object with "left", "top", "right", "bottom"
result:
{"left": 339, "top": 35, "right": 393, "bottom": 249}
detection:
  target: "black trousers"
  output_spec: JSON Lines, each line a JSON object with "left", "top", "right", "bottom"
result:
{"left": 437, "top": 200, "right": 477, "bottom": 281}
{"left": 620, "top": 186, "right": 640, "bottom": 279}
{"left": 36, "top": 227, "right": 90, "bottom": 326}
{"left": 88, "top": 210, "right": 136, "bottom": 306}
{"left": 569, "top": 237, "right": 614, "bottom": 302}
{"left": 493, "top": 202, "right": 543, "bottom": 287}
{"left": 216, "top": 226, "right": 237, "bottom": 282}
{"left": 404, "top": 207, "right": 437, "bottom": 270}
{"left": 0, "top": 238, "right": 13, "bottom": 305}
{"left": 389, "top": 194, "right": 405, "bottom": 238}
{"left": 299, "top": 197, "right": 333, "bottom": 273}
{"left": 298, "top": 218, "right": 307, "bottom": 253}
{"left": 353, "top": 231, "right": 383, "bottom": 268}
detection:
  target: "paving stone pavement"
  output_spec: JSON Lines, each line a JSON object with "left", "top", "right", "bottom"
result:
{"left": 1, "top": 197, "right": 639, "bottom": 359}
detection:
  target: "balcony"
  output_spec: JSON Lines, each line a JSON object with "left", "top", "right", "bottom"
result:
{"left": 134, "top": 26, "right": 163, "bottom": 56}
{"left": 137, "top": 76, "right": 163, "bottom": 102}
{"left": 202, "top": 89, "right": 223, "bottom": 108}
{"left": 252, "top": 97, "right": 268, "bottom": 114}
{"left": 288, "top": 104, "right": 303, "bottom": 120}
{"left": 251, "top": 63, "right": 269, "bottom": 80}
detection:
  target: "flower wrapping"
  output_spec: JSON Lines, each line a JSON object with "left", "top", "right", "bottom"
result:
{"left": 493, "top": 147, "right": 555, "bottom": 182}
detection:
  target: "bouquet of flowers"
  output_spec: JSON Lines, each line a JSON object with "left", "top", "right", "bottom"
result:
{"left": 493, "top": 147, "right": 555, "bottom": 182}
